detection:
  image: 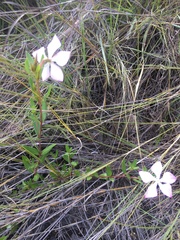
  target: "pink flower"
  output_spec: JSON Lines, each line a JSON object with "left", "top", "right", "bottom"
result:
{"left": 139, "top": 161, "right": 176, "bottom": 198}
{"left": 32, "top": 35, "right": 71, "bottom": 81}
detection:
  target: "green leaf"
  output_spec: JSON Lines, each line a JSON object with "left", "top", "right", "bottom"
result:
{"left": 42, "top": 97, "right": 47, "bottom": 122}
{"left": 51, "top": 149, "right": 58, "bottom": 158}
{"left": 62, "top": 152, "right": 75, "bottom": 162}
{"left": 33, "top": 173, "right": 40, "bottom": 182}
{"left": 45, "top": 85, "right": 52, "bottom": 98}
{"left": 93, "top": 172, "right": 99, "bottom": 178}
{"left": 25, "top": 51, "right": 34, "bottom": 73}
{"left": 132, "top": 178, "right": 141, "bottom": 184}
{"left": 74, "top": 170, "right": 81, "bottom": 177}
{"left": 128, "top": 159, "right": 139, "bottom": 170}
{"left": 71, "top": 161, "right": 78, "bottom": 167}
{"left": 86, "top": 176, "right": 92, "bottom": 181}
{"left": 22, "top": 156, "right": 38, "bottom": 173}
{"left": 25, "top": 52, "right": 34, "bottom": 73}
{"left": 128, "top": 162, "right": 133, "bottom": 170}
{"left": 36, "top": 64, "right": 41, "bottom": 72}
{"left": 62, "top": 145, "right": 76, "bottom": 162}
{"left": 50, "top": 172, "right": 58, "bottom": 179}
{"left": 99, "top": 173, "right": 108, "bottom": 179}
{"left": 142, "top": 166, "right": 147, "bottom": 171}
{"left": 132, "top": 159, "right": 137, "bottom": 167}
{"left": 62, "top": 153, "right": 69, "bottom": 162}
{"left": 22, "top": 156, "right": 32, "bottom": 172}
{"left": 42, "top": 144, "right": 56, "bottom": 156}
{"left": 121, "top": 159, "right": 126, "bottom": 174}
{"left": 26, "top": 51, "right": 34, "bottom": 64}
{"left": 36, "top": 64, "right": 42, "bottom": 79}
{"left": 28, "top": 77, "right": 35, "bottom": 91}
{"left": 23, "top": 145, "right": 39, "bottom": 156}
{"left": 30, "top": 162, "right": 38, "bottom": 173}
{"left": 29, "top": 115, "right": 40, "bottom": 136}
{"left": 65, "top": 144, "right": 72, "bottom": 153}
{"left": 30, "top": 98, "right": 37, "bottom": 114}
{"left": 62, "top": 163, "right": 68, "bottom": 171}
{"left": 109, "top": 177, "right": 115, "bottom": 182}
{"left": 39, "top": 155, "right": 46, "bottom": 164}
{"left": 60, "top": 167, "right": 71, "bottom": 177}
{"left": 125, "top": 172, "right": 131, "bottom": 180}
{"left": 85, "top": 167, "right": 90, "bottom": 172}
{"left": 25, "top": 58, "right": 30, "bottom": 74}
{"left": 25, "top": 179, "right": 39, "bottom": 189}
{"left": 106, "top": 166, "right": 112, "bottom": 177}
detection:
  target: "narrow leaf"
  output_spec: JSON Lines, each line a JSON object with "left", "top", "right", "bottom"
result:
{"left": 87, "top": 176, "right": 92, "bottom": 181}
{"left": 125, "top": 173, "right": 131, "bottom": 180}
{"left": 132, "top": 178, "right": 142, "bottom": 184}
{"left": 29, "top": 115, "right": 40, "bottom": 136}
{"left": 99, "top": 173, "right": 107, "bottom": 178}
{"left": 42, "top": 143, "right": 56, "bottom": 156}
{"left": 23, "top": 145, "right": 39, "bottom": 156}
{"left": 25, "top": 58, "right": 30, "bottom": 74}
{"left": 132, "top": 159, "right": 137, "bottom": 167}
{"left": 42, "top": 97, "right": 47, "bottom": 122}
{"left": 121, "top": 159, "right": 126, "bottom": 174}
{"left": 22, "top": 156, "right": 32, "bottom": 172}
{"left": 45, "top": 85, "right": 52, "bottom": 98}
{"left": 106, "top": 166, "right": 112, "bottom": 177}
{"left": 25, "top": 51, "right": 34, "bottom": 73}
{"left": 28, "top": 77, "right": 35, "bottom": 91}
{"left": 39, "top": 155, "right": 46, "bottom": 164}
{"left": 30, "top": 98, "right": 37, "bottom": 114}
{"left": 26, "top": 51, "right": 34, "bottom": 64}
{"left": 65, "top": 144, "right": 70, "bottom": 152}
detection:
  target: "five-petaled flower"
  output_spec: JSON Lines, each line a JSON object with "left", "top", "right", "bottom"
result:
{"left": 139, "top": 161, "right": 176, "bottom": 198}
{"left": 32, "top": 34, "right": 71, "bottom": 81}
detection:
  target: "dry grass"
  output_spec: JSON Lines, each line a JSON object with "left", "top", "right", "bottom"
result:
{"left": 0, "top": 0, "right": 180, "bottom": 239}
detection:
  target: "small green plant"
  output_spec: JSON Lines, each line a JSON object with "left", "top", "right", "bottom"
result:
{"left": 85, "top": 165, "right": 114, "bottom": 182}
{"left": 49, "top": 144, "right": 79, "bottom": 180}
{"left": 62, "top": 144, "right": 78, "bottom": 167}
{"left": 20, "top": 35, "right": 71, "bottom": 188}
{"left": 100, "top": 165, "right": 114, "bottom": 182}
{"left": 121, "top": 159, "right": 139, "bottom": 181}
{"left": 21, "top": 35, "right": 116, "bottom": 188}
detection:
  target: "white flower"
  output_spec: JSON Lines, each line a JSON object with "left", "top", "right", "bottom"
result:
{"left": 139, "top": 161, "right": 176, "bottom": 198}
{"left": 32, "top": 35, "right": 71, "bottom": 81}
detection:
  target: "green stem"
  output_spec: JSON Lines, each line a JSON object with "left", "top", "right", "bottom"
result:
{"left": 36, "top": 78, "right": 43, "bottom": 157}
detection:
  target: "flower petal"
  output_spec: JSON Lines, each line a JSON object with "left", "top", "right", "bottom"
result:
{"left": 47, "top": 35, "right": 61, "bottom": 58}
{"left": 32, "top": 47, "right": 47, "bottom": 63}
{"left": 159, "top": 183, "right": 173, "bottom": 197}
{"left": 52, "top": 51, "right": 71, "bottom": 67}
{"left": 50, "top": 63, "right": 64, "bottom": 81}
{"left": 41, "top": 63, "right": 50, "bottom": 81}
{"left": 139, "top": 171, "right": 156, "bottom": 183}
{"left": 151, "top": 161, "right": 162, "bottom": 179}
{"left": 144, "top": 183, "right": 158, "bottom": 198}
{"left": 160, "top": 172, "right": 177, "bottom": 184}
